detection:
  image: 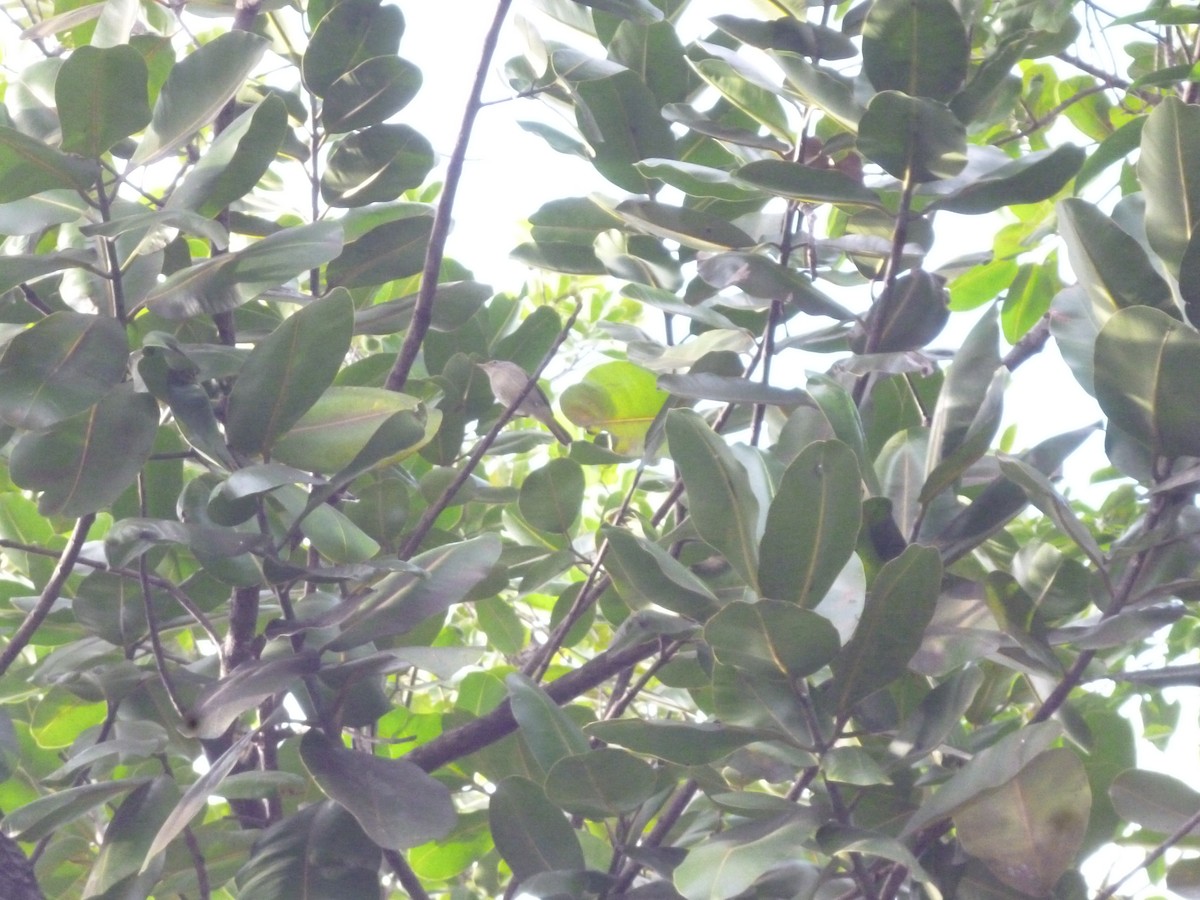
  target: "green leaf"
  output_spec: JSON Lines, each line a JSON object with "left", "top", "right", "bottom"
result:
{"left": 636, "top": 158, "right": 761, "bottom": 202}
{"left": 489, "top": 777, "right": 584, "bottom": 880}
{"left": 711, "top": 14, "right": 857, "bottom": 60}
{"left": 55, "top": 45, "right": 151, "bottom": 157}
{"left": 1076, "top": 116, "right": 1144, "bottom": 190}
{"left": 10, "top": 388, "right": 159, "bottom": 516}
{"left": 544, "top": 748, "right": 657, "bottom": 818}
{"left": 610, "top": 199, "right": 755, "bottom": 251}
{"left": 673, "top": 813, "right": 814, "bottom": 900}
{"left": 559, "top": 359, "right": 668, "bottom": 456}
{"left": 919, "top": 368, "right": 1005, "bottom": 504}
{"left": 666, "top": 409, "right": 760, "bottom": 588}
{"left": 518, "top": 458, "right": 585, "bottom": 533}
{"left": 321, "top": 124, "right": 434, "bottom": 207}
{"left": 759, "top": 440, "right": 862, "bottom": 607}
{"left": 997, "top": 455, "right": 1105, "bottom": 569}
{"left": 830, "top": 544, "right": 942, "bottom": 713}
{"left": 931, "top": 145, "right": 1083, "bottom": 214}
{"left": 602, "top": 527, "right": 721, "bottom": 621}
{"left": 584, "top": 719, "right": 769, "bottom": 765}
{"left": 507, "top": 672, "right": 590, "bottom": 773}
{"left": 322, "top": 55, "right": 422, "bottom": 133}
{"left": 857, "top": 92, "right": 967, "bottom": 183}
{"left": 132, "top": 31, "right": 269, "bottom": 166}
{"left": 734, "top": 159, "right": 882, "bottom": 208}
{"left": 689, "top": 57, "right": 790, "bottom": 141}
{"left": 300, "top": 731, "right": 455, "bottom": 848}
{"left": 1139, "top": 96, "right": 1200, "bottom": 277}
{"left": 852, "top": 269, "right": 949, "bottom": 353}
{"left": 862, "top": 0, "right": 968, "bottom": 100}
{"left": 925, "top": 307, "right": 1000, "bottom": 474}
{"left": 84, "top": 776, "right": 179, "bottom": 896}
{"left": 807, "top": 373, "right": 880, "bottom": 495}
{"left": 303, "top": 0, "right": 404, "bottom": 96}
{"left": 321, "top": 534, "right": 501, "bottom": 651}
{"left": 1110, "top": 769, "right": 1200, "bottom": 835}
{"left": 607, "top": 20, "right": 689, "bottom": 108}
{"left": 271, "top": 386, "right": 436, "bottom": 473}
{"left": 953, "top": 748, "right": 1091, "bottom": 898}
{"left": 1094, "top": 306, "right": 1200, "bottom": 459}
{"left": 167, "top": 95, "right": 288, "bottom": 216}
{"left": 1175, "top": 225, "right": 1200, "bottom": 327}
{"left": 1058, "top": 198, "right": 1175, "bottom": 325}
{"left": 697, "top": 251, "right": 853, "bottom": 320}
{"left": 326, "top": 213, "right": 433, "bottom": 288}
{"left": 0, "top": 312, "right": 128, "bottom": 430}
{"left": 705, "top": 600, "right": 840, "bottom": 677}
{"left": 3, "top": 778, "right": 151, "bottom": 842}
{"left": 226, "top": 291, "right": 355, "bottom": 456}
{"left": 0, "top": 126, "right": 97, "bottom": 202}
{"left": 774, "top": 53, "right": 863, "bottom": 131}
{"left": 184, "top": 651, "right": 321, "bottom": 740}
{"left": 104, "top": 517, "right": 265, "bottom": 568}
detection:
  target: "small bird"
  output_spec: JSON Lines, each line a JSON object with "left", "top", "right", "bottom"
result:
{"left": 477, "top": 360, "right": 572, "bottom": 444}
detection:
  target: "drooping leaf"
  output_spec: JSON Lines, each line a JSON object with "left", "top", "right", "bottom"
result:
{"left": 300, "top": 731, "right": 455, "bottom": 848}
{"left": 602, "top": 527, "right": 721, "bottom": 621}
{"left": 861, "top": 0, "right": 968, "bottom": 100}
{"left": 489, "top": 777, "right": 585, "bottom": 880}
{"left": 697, "top": 251, "right": 853, "bottom": 319}
{"left": 225, "top": 291, "right": 355, "bottom": 456}
{"left": 857, "top": 91, "right": 967, "bottom": 183}
{"left": 758, "top": 440, "right": 862, "bottom": 607}
{"left": 9, "top": 387, "right": 159, "bottom": 516}
{"left": 55, "top": 45, "right": 151, "bottom": 157}
{"left": 931, "top": 144, "right": 1083, "bottom": 214}
{"left": 1139, "top": 96, "right": 1200, "bottom": 277}
{"left": 953, "top": 748, "right": 1091, "bottom": 897}
{"left": 666, "top": 409, "right": 760, "bottom": 588}
{"left": 84, "top": 776, "right": 179, "bottom": 896}
{"left": 132, "top": 31, "right": 268, "bottom": 166}
{"left": 507, "top": 672, "right": 590, "bottom": 773}
{"left": 830, "top": 544, "right": 942, "bottom": 713}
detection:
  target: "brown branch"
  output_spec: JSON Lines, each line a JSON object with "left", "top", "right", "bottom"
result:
{"left": 383, "top": 849, "right": 432, "bottom": 900}
{"left": 611, "top": 778, "right": 698, "bottom": 893}
{"left": 0, "top": 514, "right": 95, "bottom": 677}
{"left": 222, "top": 585, "right": 260, "bottom": 675}
{"left": 385, "top": 0, "right": 514, "bottom": 392}
{"left": 1002, "top": 314, "right": 1051, "bottom": 370}
{"left": 404, "top": 638, "right": 660, "bottom": 773}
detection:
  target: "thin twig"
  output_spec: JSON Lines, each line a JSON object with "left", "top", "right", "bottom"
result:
{"left": 0, "top": 514, "right": 95, "bottom": 677}
{"left": 1093, "top": 805, "right": 1200, "bottom": 900}
{"left": 385, "top": 0, "right": 514, "bottom": 392}
{"left": 384, "top": 849, "right": 433, "bottom": 900}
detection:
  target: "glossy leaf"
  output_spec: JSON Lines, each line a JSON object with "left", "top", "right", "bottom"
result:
{"left": 931, "top": 144, "right": 1084, "bottom": 214}
{"left": 300, "top": 731, "right": 455, "bottom": 848}
{"left": 734, "top": 159, "right": 881, "bottom": 208}
{"left": 858, "top": 91, "right": 967, "bottom": 183}
{"left": 303, "top": 0, "right": 403, "bottom": 95}
{"left": 518, "top": 458, "right": 584, "bottom": 533}
{"left": 3, "top": 778, "right": 151, "bottom": 842}
{"left": 0, "top": 126, "right": 97, "bottom": 201}
{"left": 758, "top": 440, "right": 862, "bottom": 607}
{"left": 84, "top": 776, "right": 179, "bottom": 896}
{"left": 1095, "top": 306, "right": 1200, "bottom": 459}
{"left": 852, "top": 269, "right": 949, "bottom": 354}
{"left": 326, "top": 213, "right": 433, "bottom": 288}
{"left": 322, "top": 55, "right": 422, "bottom": 133}
{"left": 925, "top": 307, "right": 999, "bottom": 473}
{"left": 184, "top": 651, "right": 321, "bottom": 740}
{"left": 321, "top": 124, "right": 434, "bottom": 207}
{"left": 636, "top": 158, "right": 762, "bottom": 202}
{"left": 774, "top": 53, "right": 863, "bottom": 131}
{"left": 953, "top": 748, "right": 1091, "bottom": 897}
{"left": 489, "top": 777, "right": 584, "bottom": 880}
{"left": 105, "top": 517, "right": 265, "bottom": 568}
{"left": 0, "top": 312, "right": 128, "bottom": 429}
{"left": 55, "top": 45, "right": 150, "bottom": 157}
{"left": 1110, "top": 769, "right": 1200, "bottom": 835}
{"left": 9, "top": 388, "right": 159, "bottom": 516}
{"left": 610, "top": 199, "right": 755, "bottom": 251}
{"left": 544, "top": 748, "right": 657, "bottom": 818}
{"left": 697, "top": 251, "right": 853, "bottom": 320}
{"left": 861, "top": 0, "right": 968, "bottom": 100}
{"left": 674, "top": 814, "right": 814, "bottom": 900}
{"left": 1139, "top": 96, "right": 1200, "bottom": 276}
{"left": 919, "top": 367, "right": 1005, "bottom": 503}
{"left": 132, "top": 31, "right": 268, "bottom": 166}
{"left": 602, "top": 527, "right": 721, "bottom": 620}
{"left": 705, "top": 600, "right": 840, "bottom": 677}
{"left": 712, "top": 14, "right": 856, "bottom": 60}
{"left": 559, "top": 360, "right": 668, "bottom": 455}
{"left": 830, "top": 544, "right": 942, "bottom": 713}
{"left": 666, "top": 409, "right": 760, "bottom": 588}
{"left": 226, "top": 291, "right": 355, "bottom": 456}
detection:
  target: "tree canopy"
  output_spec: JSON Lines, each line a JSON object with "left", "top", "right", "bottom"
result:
{"left": 0, "top": 0, "right": 1197, "bottom": 897}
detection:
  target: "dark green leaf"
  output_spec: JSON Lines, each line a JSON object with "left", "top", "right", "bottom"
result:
{"left": 697, "top": 251, "right": 853, "bottom": 319}
{"left": 4, "top": 779, "right": 152, "bottom": 843}
{"left": 857, "top": 91, "right": 967, "bottom": 183}
{"left": 303, "top": 0, "right": 403, "bottom": 96}
{"left": 734, "top": 159, "right": 882, "bottom": 208}
{"left": 300, "top": 731, "right": 455, "bottom": 848}
{"left": 544, "top": 748, "right": 657, "bottom": 818}
{"left": 322, "top": 55, "right": 422, "bottom": 133}
{"left": 1110, "top": 769, "right": 1200, "bottom": 835}
{"left": 862, "top": 0, "right": 968, "bottom": 100}
{"left": 852, "top": 269, "right": 949, "bottom": 353}
{"left": 759, "top": 440, "right": 862, "bottom": 607}
{"left": 519, "top": 458, "right": 585, "bottom": 533}
{"left": 55, "top": 45, "right": 151, "bottom": 157}
{"left": 226, "top": 291, "right": 355, "bottom": 456}
{"left": 10, "top": 388, "right": 159, "bottom": 516}
{"left": 322, "top": 124, "right": 434, "bottom": 207}
{"left": 931, "top": 145, "right": 1083, "bottom": 214}
{"left": 830, "top": 544, "right": 942, "bottom": 713}
{"left": 507, "top": 672, "right": 590, "bottom": 773}
{"left": 489, "top": 777, "right": 584, "bottom": 880}
{"left": 602, "top": 527, "right": 721, "bottom": 621}
{"left": 712, "top": 14, "right": 856, "bottom": 60}
{"left": 774, "top": 53, "right": 863, "bottom": 131}
{"left": 185, "top": 651, "right": 321, "bottom": 740}
{"left": 1139, "top": 96, "right": 1200, "bottom": 277}
{"left": 84, "top": 776, "right": 179, "bottom": 896}
{"left": 705, "top": 600, "right": 840, "bottom": 677}
{"left": 0, "top": 125, "right": 97, "bottom": 202}
{"left": 611, "top": 199, "right": 755, "bottom": 250}
{"left": 326, "top": 213, "right": 433, "bottom": 288}
{"left": 132, "top": 31, "right": 269, "bottom": 166}
{"left": 585, "top": 719, "right": 769, "bottom": 765}
{"left": 673, "top": 814, "right": 814, "bottom": 900}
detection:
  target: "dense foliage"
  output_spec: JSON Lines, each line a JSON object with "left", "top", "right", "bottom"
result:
{"left": 0, "top": 0, "right": 1198, "bottom": 897}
